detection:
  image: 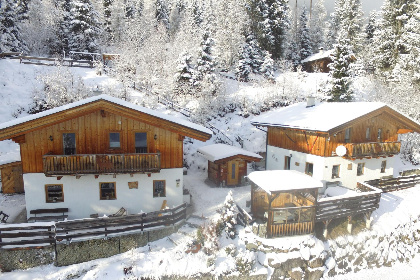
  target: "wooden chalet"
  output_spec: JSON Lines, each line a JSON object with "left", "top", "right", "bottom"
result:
{"left": 248, "top": 170, "right": 322, "bottom": 237}
{"left": 251, "top": 98, "right": 420, "bottom": 190}
{"left": 301, "top": 49, "right": 334, "bottom": 73}
{"left": 197, "top": 144, "right": 262, "bottom": 186}
{"left": 0, "top": 94, "right": 211, "bottom": 220}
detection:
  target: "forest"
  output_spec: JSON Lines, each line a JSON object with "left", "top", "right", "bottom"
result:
{"left": 1, "top": 0, "right": 420, "bottom": 163}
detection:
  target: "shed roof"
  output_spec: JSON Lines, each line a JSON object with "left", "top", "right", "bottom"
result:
{"left": 301, "top": 49, "right": 334, "bottom": 63}
{"left": 251, "top": 101, "right": 420, "bottom": 133}
{"left": 197, "top": 144, "right": 262, "bottom": 163}
{"left": 248, "top": 170, "right": 323, "bottom": 194}
{"left": 0, "top": 94, "right": 212, "bottom": 142}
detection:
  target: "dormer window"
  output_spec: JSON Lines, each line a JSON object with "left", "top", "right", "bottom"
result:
{"left": 344, "top": 128, "right": 352, "bottom": 143}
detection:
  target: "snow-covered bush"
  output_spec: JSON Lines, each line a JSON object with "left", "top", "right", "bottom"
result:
{"left": 225, "top": 244, "right": 237, "bottom": 257}
{"left": 235, "top": 249, "right": 256, "bottom": 275}
{"left": 219, "top": 191, "right": 237, "bottom": 239}
{"left": 197, "top": 221, "right": 221, "bottom": 255}
{"left": 400, "top": 133, "right": 420, "bottom": 165}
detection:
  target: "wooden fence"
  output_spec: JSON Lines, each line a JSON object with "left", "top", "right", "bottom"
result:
{"left": 365, "top": 174, "right": 420, "bottom": 193}
{"left": 0, "top": 203, "right": 186, "bottom": 248}
{"left": 236, "top": 203, "right": 253, "bottom": 226}
{"left": 315, "top": 182, "right": 382, "bottom": 222}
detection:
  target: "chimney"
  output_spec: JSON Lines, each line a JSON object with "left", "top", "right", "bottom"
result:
{"left": 319, "top": 47, "right": 324, "bottom": 54}
{"left": 306, "top": 96, "right": 316, "bottom": 108}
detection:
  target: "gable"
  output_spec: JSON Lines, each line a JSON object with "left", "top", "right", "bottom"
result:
{"left": 0, "top": 95, "right": 212, "bottom": 142}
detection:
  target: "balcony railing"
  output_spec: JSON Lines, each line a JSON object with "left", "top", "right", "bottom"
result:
{"left": 43, "top": 153, "right": 161, "bottom": 176}
{"left": 343, "top": 142, "right": 401, "bottom": 158}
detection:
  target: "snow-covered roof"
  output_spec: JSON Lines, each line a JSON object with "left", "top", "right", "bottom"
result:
{"left": 197, "top": 144, "right": 262, "bottom": 162}
{"left": 251, "top": 101, "right": 386, "bottom": 132}
{"left": 0, "top": 94, "right": 212, "bottom": 136}
{"left": 301, "top": 49, "right": 334, "bottom": 63}
{"left": 248, "top": 170, "right": 323, "bottom": 194}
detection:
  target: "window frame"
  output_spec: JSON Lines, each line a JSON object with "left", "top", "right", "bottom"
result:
{"left": 134, "top": 132, "right": 148, "bottom": 153}
{"left": 344, "top": 128, "right": 352, "bottom": 143}
{"left": 357, "top": 163, "right": 365, "bottom": 176}
{"left": 109, "top": 132, "right": 121, "bottom": 149}
{"left": 99, "top": 182, "right": 117, "bottom": 200}
{"left": 381, "top": 160, "right": 387, "bottom": 173}
{"left": 377, "top": 128, "right": 382, "bottom": 142}
{"left": 332, "top": 165, "right": 340, "bottom": 179}
{"left": 62, "top": 132, "right": 76, "bottom": 155}
{"left": 153, "top": 180, "right": 166, "bottom": 197}
{"left": 45, "top": 184, "right": 64, "bottom": 203}
{"left": 305, "top": 162, "right": 314, "bottom": 177}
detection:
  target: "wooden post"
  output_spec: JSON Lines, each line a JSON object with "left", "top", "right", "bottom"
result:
{"left": 322, "top": 220, "right": 330, "bottom": 239}
{"left": 347, "top": 216, "right": 353, "bottom": 234}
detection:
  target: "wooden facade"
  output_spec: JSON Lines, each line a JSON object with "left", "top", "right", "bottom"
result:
{"left": 0, "top": 98, "right": 211, "bottom": 177}
{"left": 303, "top": 57, "right": 332, "bottom": 73}
{"left": 0, "top": 161, "right": 24, "bottom": 193}
{"left": 208, "top": 158, "right": 248, "bottom": 186}
{"left": 266, "top": 107, "right": 420, "bottom": 159}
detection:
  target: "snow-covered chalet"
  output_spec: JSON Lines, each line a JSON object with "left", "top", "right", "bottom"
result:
{"left": 251, "top": 97, "right": 420, "bottom": 191}
{"left": 0, "top": 95, "right": 211, "bottom": 219}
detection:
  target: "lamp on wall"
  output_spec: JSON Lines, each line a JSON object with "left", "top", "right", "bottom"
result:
{"left": 49, "top": 135, "right": 53, "bottom": 141}
{"left": 154, "top": 134, "right": 158, "bottom": 140}
{"left": 289, "top": 154, "right": 293, "bottom": 158}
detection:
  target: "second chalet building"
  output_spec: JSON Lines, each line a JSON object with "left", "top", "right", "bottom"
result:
{"left": 0, "top": 95, "right": 211, "bottom": 219}
{"left": 251, "top": 98, "right": 420, "bottom": 190}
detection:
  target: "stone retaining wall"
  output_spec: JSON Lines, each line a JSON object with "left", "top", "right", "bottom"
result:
{"left": 0, "top": 223, "right": 184, "bottom": 272}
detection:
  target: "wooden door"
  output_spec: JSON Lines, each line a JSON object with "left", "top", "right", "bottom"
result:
{"left": 1, "top": 163, "right": 24, "bottom": 193}
{"left": 227, "top": 160, "right": 239, "bottom": 186}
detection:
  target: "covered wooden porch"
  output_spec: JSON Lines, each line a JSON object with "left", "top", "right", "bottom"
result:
{"left": 248, "top": 170, "right": 322, "bottom": 237}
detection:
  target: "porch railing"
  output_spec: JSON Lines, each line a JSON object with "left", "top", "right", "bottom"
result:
{"left": 43, "top": 153, "right": 161, "bottom": 176}
{"left": 342, "top": 142, "right": 401, "bottom": 158}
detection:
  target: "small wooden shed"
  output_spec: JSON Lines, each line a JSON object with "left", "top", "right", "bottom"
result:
{"left": 198, "top": 144, "right": 262, "bottom": 186}
{"left": 248, "top": 170, "right": 322, "bottom": 237}
{"left": 301, "top": 49, "right": 334, "bottom": 73}
{"left": 0, "top": 161, "right": 24, "bottom": 193}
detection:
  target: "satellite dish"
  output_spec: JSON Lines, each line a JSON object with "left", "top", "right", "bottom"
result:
{"left": 336, "top": 145, "right": 347, "bottom": 157}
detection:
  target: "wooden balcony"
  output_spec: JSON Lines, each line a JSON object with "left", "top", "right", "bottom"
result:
{"left": 43, "top": 153, "right": 161, "bottom": 176}
{"left": 343, "top": 142, "right": 401, "bottom": 159}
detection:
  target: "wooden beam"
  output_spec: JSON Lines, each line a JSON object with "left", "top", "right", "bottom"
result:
{"left": 11, "top": 134, "right": 25, "bottom": 144}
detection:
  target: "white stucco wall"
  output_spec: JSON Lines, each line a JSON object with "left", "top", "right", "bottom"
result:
{"left": 267, "top": 145, "right": 394, "bottom": 190}
{"left": 24, "top": 168, "right": 184, "bottom": 220}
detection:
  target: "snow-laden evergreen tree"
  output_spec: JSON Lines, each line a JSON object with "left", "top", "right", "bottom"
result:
{"left": 298, "top": 6, "right": 312, "bottom": 62}
{"left": 103, "top": 0, "right": 113, "bottom": 34}
{"left": 155, "top": 0, "right": 170, "bottom": 29}
{"left": 235, "top": 44, "right": 252, "bottom": 82}
{"left": 235, "top": 34, "right": 264, "bottom": 81}
{"left": 373, "top": 0, "right": 418, "bottom": 81}
{"left": 365, "top": 10, "right": 379, "bottom": 41}
{"left": 309, "top": 0, "right": 327, "bottom": 53}
{"left": 68, "top": 0, "right": 102, "bottom": 53}
{"left": 16, "top": 0, "right": 30, "bottom": 21}
{"left": 0, "top": 0, "right": 28, "bottom": 53}
{"left": 260, "top": 51, "right": 275, "bottom": 81}
{"left": 220, "top": 191, "right": 237, "bottom": 239}
{"left": 50, "top": 0, "right": 72, "bottom": 55}
{"left": 340, "top": 0, "right": 364, "bottom": 52}
{"left": 324, "top": 0, "right": 345, "bottom": 49}
{"left": 191, "top": 0, "right": 203, "bottom": 26}
{"left": 246, "top": 0, "right": 290, "bottom": 60}
{"left": 195, "top": 30, "right": 217, "bottom": 88}
{"left": 174, "top": 51, "right": 196, "bottom": 95}
{"left": 326, "top": 29, "right": 354, "bottom": 102}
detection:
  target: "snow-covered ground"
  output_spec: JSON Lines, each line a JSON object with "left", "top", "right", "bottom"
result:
{"left": 1, "top": 59, "right": 420, "bottom": 279}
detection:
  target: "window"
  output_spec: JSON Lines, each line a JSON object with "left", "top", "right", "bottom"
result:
{"left": 366, "top": 127, "right": 371, "bottom": 140}
{"left": 231, "top": 163, "right": 236, "bottom": 179}
{"left": 381, "top": 160, "right": 387, "bottom": 173}
{"left": 344, "top": 128, "right": 352, "bottom": 143}
{"left": 45, "top": 184, "right": 64, "bottom": 203}
{"left": 135, "top": 132, "right": 148, "bottom": 153}
{"left": 100, "top": 182, "right": 116, "bottom": 200}
{"left": 377, "top": 128, "right": 382, "bottom": 142}
{"left": 63, "top": 133, "right": 76, "bottom": 155}
{"left": 153, "top": 180, "right": 166, "bottom": 197}
{"left": 332, "top": 165, "right": 340, "bottom": 179}
{"left": 109, "top": 132, "right": 120, "bottom": 148}
{"left": 284, "top": 156, "right": 291, "bottom": 170}
{"left": 357, "top": 163, "right": 365, "bottom": 176}
{"left": 305, "top": 162, "right": 314, "bottom": 176}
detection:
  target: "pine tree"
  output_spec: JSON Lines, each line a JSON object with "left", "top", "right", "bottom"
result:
{"left": 235, "top": 44, "right": 252, "bottom": 82}
{"left": 103, "top": 0, "right": 113, "bottom": 34}
{"left": 298, "top": 6, "right": 312, "bottom": 62}
{"left": 155, "top": 0, "right": 170, "bottom": 29}
{"left": 365, "top": 11, "right": 379, "bottom": 40}
{"left": 326, "top": 29, "right": 354, "bottom": 102}
{"left": 220, "top": 191, "right": 237, "bottom": 239}
{"left": 68, "top": 0, "right": 102, "bottom": 53}
{"left": 324, "top": 0, "right": 345, "bottom": 49}
{"left": 0, "top": 0, "right": 27, "bottom": 53}
{"left": 341, "top": 0, "right": 364, "bottom": 52}
{"left": 16, "top": 0, "right": 30, "bottom": 21}
{"left": 309, "top": 0, "right": 327, "bottom": 52}
{"left": 260, "top": 51, "right": 275, "bottom": 81}
{"left": 174, "top": 51, "right": 196, "bottom": 95}
{"left": 51, "top": 0, "right": 72, "bottom": 55}
{"left": 195, "top": 30, "right": 216, "bottom": 85}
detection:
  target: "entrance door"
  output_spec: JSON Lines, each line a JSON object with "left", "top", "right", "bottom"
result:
{"left": 227, "top": 160, "right": 240, "bottom": 186}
